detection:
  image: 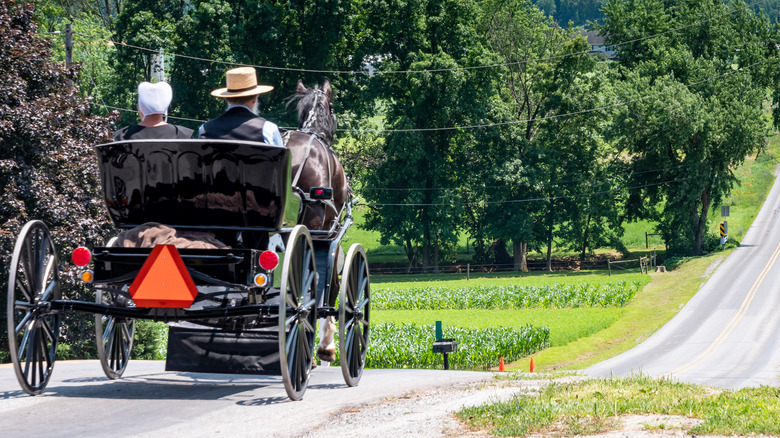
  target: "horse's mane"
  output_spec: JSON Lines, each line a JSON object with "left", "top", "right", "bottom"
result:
{"left": 285, "top": 82, "right": 335, "bottom": 145}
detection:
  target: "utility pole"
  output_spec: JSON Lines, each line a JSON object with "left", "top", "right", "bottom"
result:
{"left": 152, "top": 47, "right": 164, "bottom": 82}
{"left": 65, "top": 23, "right": 73, "bottom": 67}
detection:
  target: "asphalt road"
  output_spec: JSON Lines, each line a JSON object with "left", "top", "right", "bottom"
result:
{"left": 0, "top": 361, "right": 492, "bottom": 437}
{"left": 587, "top": 171, "right": 780, "bottom": 389}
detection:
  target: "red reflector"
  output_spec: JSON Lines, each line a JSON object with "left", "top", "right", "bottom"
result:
{"left": 72, "top": 247, "right": 91, "bottom": 266}
{"left": 259, "top": 251, "right": 279, "bottom": 270}
{"left": 316, "top": 189, "right": 324, "bottom": 195}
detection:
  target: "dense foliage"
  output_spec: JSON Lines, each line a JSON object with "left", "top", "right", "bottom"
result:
{"left": 363, "top": 322, "right": 550, "bottom": 370}
{"left": 0, "top": 0, "right": 118, "bottom": 361}
{"left": 29, "top": 0, "right": 779, "bottom": 269}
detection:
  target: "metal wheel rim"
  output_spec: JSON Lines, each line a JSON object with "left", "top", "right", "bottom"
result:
{"left": 6, "top": 220, "right": 61, "bottom": 395}
{"left": 338, "top": 244, "right": 370, "bottom": 387}
{"left": 95, "top": 289, "right": 135, "bottom": 379}
{"left": 278, "top": 225, "right": 318, "bottom": 401}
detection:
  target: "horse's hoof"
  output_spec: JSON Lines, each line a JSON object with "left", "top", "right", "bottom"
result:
{"left": 316, "top": 346, "right": 336, "bottom": 363}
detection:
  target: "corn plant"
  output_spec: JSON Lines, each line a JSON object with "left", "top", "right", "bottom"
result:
{"left": 365, "top": 322, "right": 550, "bottom": 370}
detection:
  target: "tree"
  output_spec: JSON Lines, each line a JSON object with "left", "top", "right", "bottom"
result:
{"left": 480, "top": 0, "right": 617, "bottom": 271}
{"left": 362, "top": 0, "right": 502, "bottom": 271}
{"left": 600, "top": 0, "right": 775, "bottom": 255}
{"left": 0, "top": 0, "right": 118, "bottom": 361}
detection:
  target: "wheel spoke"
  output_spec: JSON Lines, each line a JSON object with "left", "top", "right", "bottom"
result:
{"left": 14, "top": 275, "right": 33, "bottom": 303}
{"left": 350, "top": 327, "right": 361, "bottom": 377}
{"left": 22, "top": 241, "right": 37, "bottom": 297}
{"left": 18, "top": 321, "right": 33, "bottom": 362}
{"left": 285, "top": 322, "right": 297, "bottom": 355}
{"left": 102, "top": 317, "right": 116, "bottom": 346}
{"left": 355, "top": 296, "right": 369, "bottom": 313}
{"left": 14, "top": 311, "right": 33, "bottom": 336}
{"left": 40, "top": 317, "right": 56, "bottom": 343}
{"left": 40, "top": 253, "right": 57, "bottom": 299}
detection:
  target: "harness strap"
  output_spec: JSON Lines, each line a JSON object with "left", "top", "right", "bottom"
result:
{"left": 292, "top": 134, "right": 318, "bottom": 187}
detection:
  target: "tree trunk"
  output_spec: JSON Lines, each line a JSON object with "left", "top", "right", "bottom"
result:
{"left": 404, "top": 238, "right": 415, "bottom": 266}
{"left": 545, "top": 226, "right": 553, "bottom": 272}
{"left": 580, "top": 213, "right": 592, "bottom": 263}
{"left": 513, "top": 240, "right": 528, "bottom": 272}
{"left": 694, "top": 188, "right": 710, "bottom": 256}
{"left": 433, "top": 240, "right": 439, "bottom": 273}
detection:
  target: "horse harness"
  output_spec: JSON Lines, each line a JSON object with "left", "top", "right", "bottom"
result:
{"left": 283, "top": 132, "right": 339, "bottom": 229}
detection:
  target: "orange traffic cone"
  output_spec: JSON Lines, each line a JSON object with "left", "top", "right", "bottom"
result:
{"left": 529, "top": 357, "right": 536, "bottom": 373}
{"left": 499, "top": 357, "right": 505, "bottom": 372}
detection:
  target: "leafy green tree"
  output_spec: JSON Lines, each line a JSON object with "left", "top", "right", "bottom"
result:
{"left": 600, "top": 0, "right": 775, "bottom": 255}
{"left": 363, "top": 0, "right": 502, "bottom": 271}
{"left": 111, "top": 0, "right": 184, "bottom": 125}
{"left": 481, "top": 0, "right": 618, "bottom": 270}
{"left": 0, "top": 0, "right": 118, "bottom": 361}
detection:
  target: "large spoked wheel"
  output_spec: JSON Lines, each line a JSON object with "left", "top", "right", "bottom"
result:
{"left": 6, "top": 220, "right": 61, "bottom": 395}
{"left": 95, "top": 289, "right": 135, "bottom": 379}
{"left": 338, "top": 243, "right": 370, "bottom": 387}
{"left": 278, "top": 225, "right": 318, "bottom": 401}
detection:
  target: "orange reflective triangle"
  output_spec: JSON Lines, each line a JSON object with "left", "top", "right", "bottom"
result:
{"left": 129, "top": 245, "right": 198, "bottom": 308}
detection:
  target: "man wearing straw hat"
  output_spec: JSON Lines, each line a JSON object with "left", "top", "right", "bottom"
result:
{"left": 199, "top": 66, "right": 284, "bottom": 145}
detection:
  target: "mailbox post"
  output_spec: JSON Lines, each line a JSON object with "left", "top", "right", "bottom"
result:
{"left": 433, "top": 321, "right": 458, "bottom": 370}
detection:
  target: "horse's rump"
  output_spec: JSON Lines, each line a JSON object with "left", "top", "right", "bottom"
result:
{"left": 285, "top": 130, "right": 348, "bottom": 234}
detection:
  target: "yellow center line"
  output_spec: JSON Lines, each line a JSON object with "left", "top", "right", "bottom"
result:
{"left": 661, "top": 240, "right": 780, "bottom": 378}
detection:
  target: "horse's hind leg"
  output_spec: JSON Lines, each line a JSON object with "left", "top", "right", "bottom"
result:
{"left": 316, "top": 269, "right": 339, "bottom": 363}
{"left": 317, "top": 316, "right": 336, "bottom": 362}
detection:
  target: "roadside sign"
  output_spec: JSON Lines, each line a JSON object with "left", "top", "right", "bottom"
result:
{"left": 721, "top": 206, "right": 730, "bottom": 217}
{"left": 720, "top": 223, "right": 726, "bottom": 237}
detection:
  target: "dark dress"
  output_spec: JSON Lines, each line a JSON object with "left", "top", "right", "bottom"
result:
{"left": 113, "top": 124, "right": 193, "bottom": 141}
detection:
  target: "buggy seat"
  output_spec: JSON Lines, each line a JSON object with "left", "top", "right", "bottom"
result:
{"left": 94, "top": 139, "right": 301, "bottom": 231}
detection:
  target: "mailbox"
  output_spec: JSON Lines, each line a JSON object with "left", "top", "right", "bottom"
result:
{"left": 432, "top": 338, "right": 458, "bottom": 370}
{"left": 432, "top": 339, "right": 458, "bottom": 353}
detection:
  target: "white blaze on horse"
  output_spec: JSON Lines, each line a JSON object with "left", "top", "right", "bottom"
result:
{"left": 285, "top": 78, "right": 349, "bottom": 363}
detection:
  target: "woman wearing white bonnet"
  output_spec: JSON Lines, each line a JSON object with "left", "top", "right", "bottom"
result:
{"left": 113, "top": 81, "right": 193, "bottom": 140}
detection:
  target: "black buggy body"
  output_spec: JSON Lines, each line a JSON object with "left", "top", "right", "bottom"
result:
{"left": 6, "top": 139, "right": 370, "bottom": 401}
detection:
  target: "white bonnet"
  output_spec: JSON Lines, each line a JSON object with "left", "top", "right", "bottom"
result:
{"left": 138, "top": 81, "right": 172, "bottom": 120}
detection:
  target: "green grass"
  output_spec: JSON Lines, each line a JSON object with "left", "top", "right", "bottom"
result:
{"left": 458, "top": 374, "right": 780, "bottom": 436}
{"left": 372, "top": 308, "right": 625, "bottom": 348}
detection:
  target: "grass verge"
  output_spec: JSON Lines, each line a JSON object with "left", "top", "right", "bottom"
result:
{"left": 506, "top": 250, "right": 731, "bottom": 373}
{"left": 458, "top": 374, "right": 780, "bottom": 436}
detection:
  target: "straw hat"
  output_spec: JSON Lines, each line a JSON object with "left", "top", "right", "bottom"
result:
{"left": 210, "top": 67, "right": 274, "bottom": 98}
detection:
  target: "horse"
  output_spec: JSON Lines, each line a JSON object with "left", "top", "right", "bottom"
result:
{"left": 285, "top": 78, "right": 349, "bottom": 363}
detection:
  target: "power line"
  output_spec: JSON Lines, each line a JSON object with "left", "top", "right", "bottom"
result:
{"left": 71, "top": 2, "right": 754, "bottom": 77}
{"left": 361, "top": 163, "right": 697, "bottom": 192}
{"left": 99, "top": 53, "right": 775, "bottom": 133}
{"left": 362, "top": 176, "right": 694, "bottom": 207}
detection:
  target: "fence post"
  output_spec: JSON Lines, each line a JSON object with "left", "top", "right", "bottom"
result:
{"left": 65, "top": 23, "right": 73, "bottom": 67}
{"left": 467, "top": 263, "right": 470, "bottom": 280}
{"left": 607, "top": 260, "right": 611, "bottom": 276}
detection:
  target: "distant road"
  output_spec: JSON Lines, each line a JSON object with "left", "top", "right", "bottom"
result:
{"left": 587, "top": 170, "right": 780, "bottom": 388}
{"left": 0, "top": 361, "right": 491, "bottom": 437}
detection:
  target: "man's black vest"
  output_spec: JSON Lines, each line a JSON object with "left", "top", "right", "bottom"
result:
{"left": 201, "top": 106, "right": 267, "bottom": 141}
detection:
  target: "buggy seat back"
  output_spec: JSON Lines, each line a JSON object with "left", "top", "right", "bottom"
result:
{"left": 95, "top": 139, "right": 300, "bottom": 230}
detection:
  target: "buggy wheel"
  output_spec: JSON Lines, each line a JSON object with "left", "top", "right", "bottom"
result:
{"left": 278, "top": 225, "right": 318, "bottom": 401}
{"left": 338, "top": 244, "right": 370, "bottom": 387}
{"left": 6, "top": 220, "right": 61, "bottom": 395}
{"left": 95, "top": 289, "right": 135, "bottom": 379}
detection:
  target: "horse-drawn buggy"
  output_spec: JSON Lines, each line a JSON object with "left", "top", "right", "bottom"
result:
{"left": 6, "top": 84, "right": 370, "bottom": 401}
